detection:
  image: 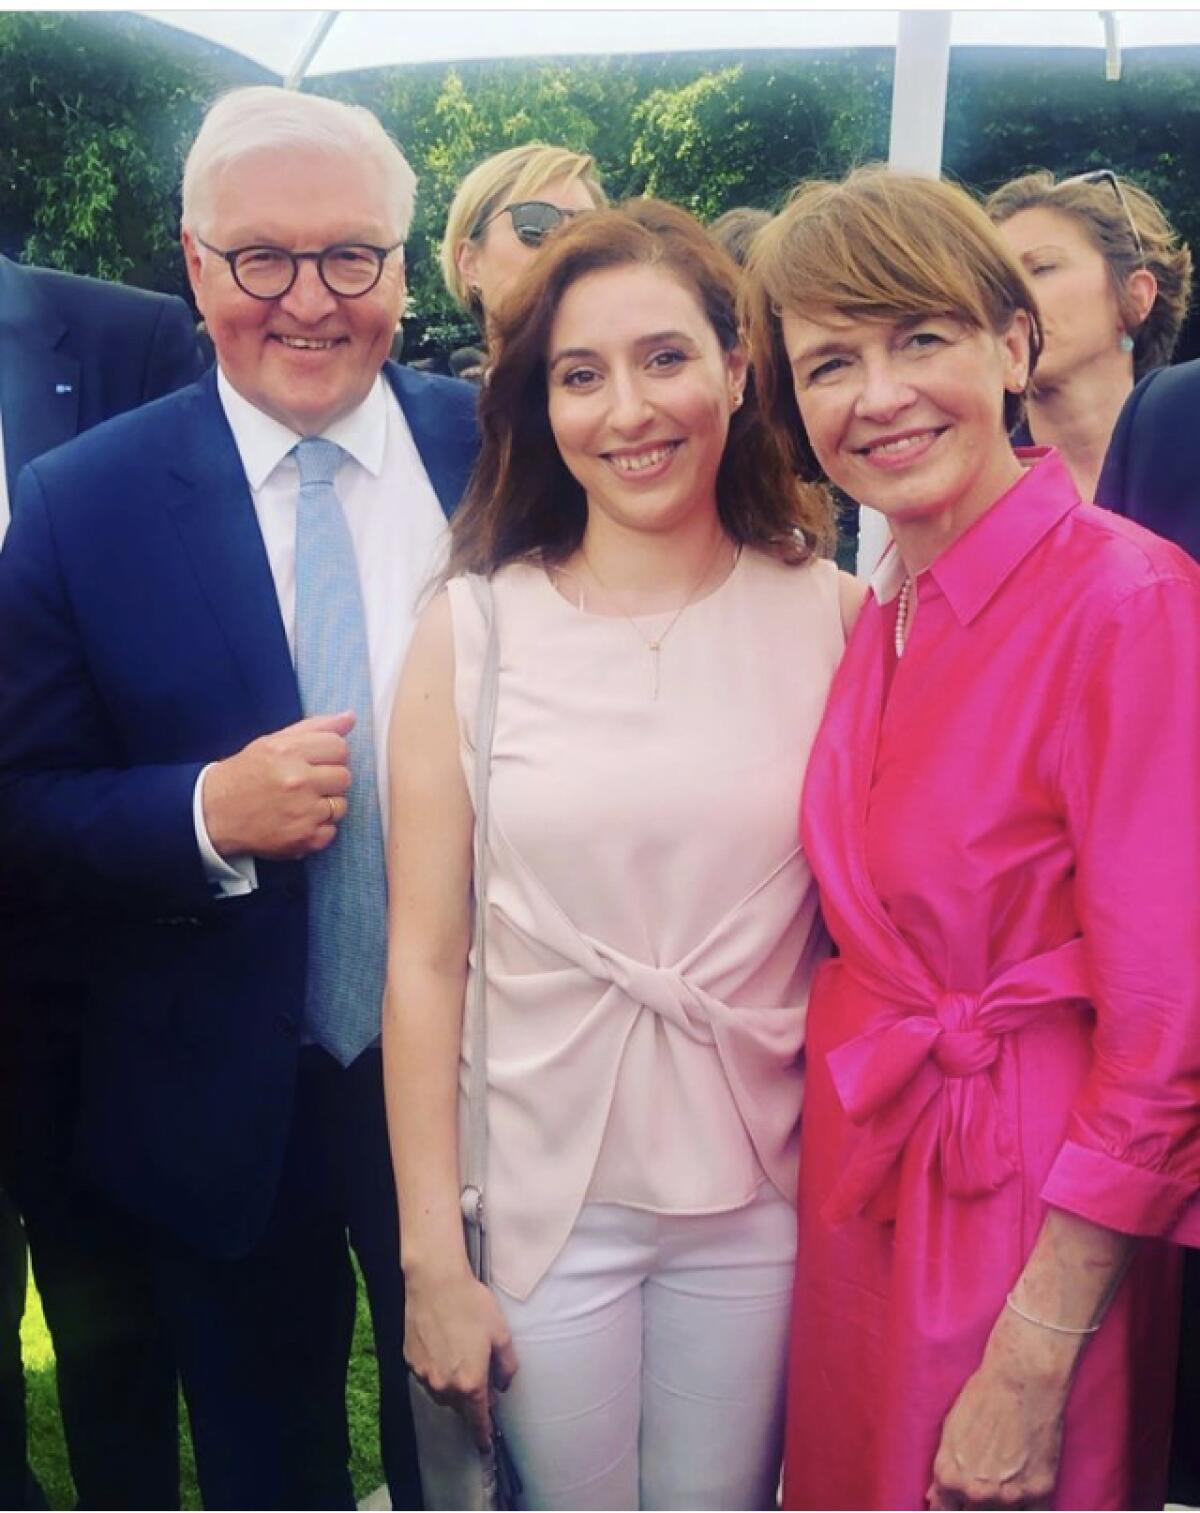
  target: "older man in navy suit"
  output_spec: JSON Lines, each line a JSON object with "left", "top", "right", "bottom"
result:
{"left": 0, "top": 87, "right": 478, "bottom": 1510}
{"left": 0, "top": 253, "right": 201, "bottom": 1509}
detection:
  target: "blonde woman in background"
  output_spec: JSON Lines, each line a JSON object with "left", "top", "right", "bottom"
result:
{"left": 987, "top": 169, "right": 1192, "bottom": 501}
{"left": 441, "top": 143, "right": 606, "bottom": 333}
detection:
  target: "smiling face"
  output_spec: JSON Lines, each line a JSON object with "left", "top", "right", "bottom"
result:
{"left": 545, "top": 264, "right": 746, "bottom": 539}
{"left": 183, "top": 145, "right": 405, "bottom": 436}
{"left": 781, "top": 306, "right": 1028, "bottom": 544}
{"left": 458, "top": 175, "right": 599, "bottom": 318}
{"left": 997, "top": 206, "right": 1127, "bottom": 390}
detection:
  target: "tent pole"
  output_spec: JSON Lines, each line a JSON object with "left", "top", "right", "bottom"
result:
{"left": 855, "top": 8, "right": 953, "bottom": 578}
{"left": 1102, "top": 11, "right": 1122, "bottom": 81}
{"left": 888, "top": 9, "right": 952, "bottom": 174}
{"left": 284, "top": 11, "right": 339, "bottom": 89}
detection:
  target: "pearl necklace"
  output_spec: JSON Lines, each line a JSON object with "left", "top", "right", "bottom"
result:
{"left": 894, "top": 576, "right": 914, "bottom": 658}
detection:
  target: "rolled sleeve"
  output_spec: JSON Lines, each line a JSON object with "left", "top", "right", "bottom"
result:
{"left": 1046, "top": 572, "right": 1200, "bottom": 1238}
{"left": 1042, "top": 1140, "right": 1197, "bottom": 1237}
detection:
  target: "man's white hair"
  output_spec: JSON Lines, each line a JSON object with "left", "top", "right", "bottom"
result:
{"left": 181, "top": 86, "right": 417, "bottom": 241}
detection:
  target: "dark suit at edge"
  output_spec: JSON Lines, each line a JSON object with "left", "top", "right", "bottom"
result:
{"left": 1095, "top": 357, "right": 1200, "bottom": 1506}
{"left": 0, "top": 255, "right": 202, "bottom": 1511}
{"left": 1095, "top": 358, "right": 1200, "bottom": 562}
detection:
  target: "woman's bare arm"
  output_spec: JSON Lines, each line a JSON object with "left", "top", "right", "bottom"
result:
{"left": 382, "top": 591, "right": 516, "bottom": 1449}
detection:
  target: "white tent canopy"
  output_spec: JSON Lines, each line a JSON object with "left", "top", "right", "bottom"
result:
{"left": 137, "top": 6, "right": 1200, "bottom": 570}
{"left": 142, "top": 9, "right": 1200, "bottom": 84}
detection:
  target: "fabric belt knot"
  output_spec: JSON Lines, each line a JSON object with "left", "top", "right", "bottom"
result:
{"left": 821, "top": 939, "right": 1091, "bottom": 1225}
{"left": 292, "top": 436, "right": 387, "bottom": 1067}
{"left": 931, "top": 994, "right": 999, "bottom": 1078}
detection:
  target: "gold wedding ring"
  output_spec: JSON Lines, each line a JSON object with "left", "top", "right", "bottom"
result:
{"left": 326, "top": 796, "right": 337, "bottom": 825}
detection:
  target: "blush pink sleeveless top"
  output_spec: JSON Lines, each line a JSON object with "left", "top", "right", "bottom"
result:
{"left": 447, "top": 548, "right": 844, "bottom": 1298}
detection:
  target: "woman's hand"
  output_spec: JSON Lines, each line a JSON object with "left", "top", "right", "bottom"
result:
{"left": 927, "top": 1306, "right": 1077, "bottom": 1510}
{"left": 404, "top": 1264, "right": 520, "bottom": 1451}
{"left": 929, "top": 1209, "right": 1134, "bottom": 1509}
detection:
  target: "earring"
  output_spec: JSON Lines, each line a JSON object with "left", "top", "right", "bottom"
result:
{"left": 731, "top": 390, "right": 744, "bottom": 409}
{"left": 1119, "top": 332, "right": 1135, "bottom": 354}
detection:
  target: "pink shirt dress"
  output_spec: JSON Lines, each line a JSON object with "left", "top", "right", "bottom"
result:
{"left": 785, "top": 450, "right": 1200, "bottom": 1510}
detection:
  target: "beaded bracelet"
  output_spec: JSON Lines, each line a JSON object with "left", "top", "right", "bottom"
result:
{"left": 1005, "top": 1290, "right": 1101, "bottom": 1336}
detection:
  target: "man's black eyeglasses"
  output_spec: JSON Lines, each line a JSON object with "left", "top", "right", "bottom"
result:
{"left": 1059, "top": 170, "right": 1147, "bottom": 269}
{"left": 197, "top": 237, "right": 403, "bottom": 300}
{"left": 472, "top": 200, "right": 579, "bottom": 248}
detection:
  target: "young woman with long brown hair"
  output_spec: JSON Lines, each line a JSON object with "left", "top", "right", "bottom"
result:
{"left": 383, "top": 198, "right": 861, "bottom": 1510}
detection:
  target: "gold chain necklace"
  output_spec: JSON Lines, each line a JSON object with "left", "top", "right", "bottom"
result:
{"left": 579, "top": 534, "right": 734, "bottom": 699}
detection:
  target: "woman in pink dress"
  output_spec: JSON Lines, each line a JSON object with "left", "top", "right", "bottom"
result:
{"left": 742, "top": 167, "right": 1200, "bottom": 1510}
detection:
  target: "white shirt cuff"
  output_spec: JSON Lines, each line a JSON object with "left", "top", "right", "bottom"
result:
{"left": 194, "top": 763, "right": 257, "bottom": 898}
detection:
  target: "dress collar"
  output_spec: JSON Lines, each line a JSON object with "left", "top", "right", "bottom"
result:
{"left": 869, "top": 448, "right": 1080, "bottom": 623}
{"left": 869, "top": 542, "right": 908, "bottom": 606}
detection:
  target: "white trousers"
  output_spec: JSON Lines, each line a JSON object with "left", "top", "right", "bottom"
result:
{"left": 493, "top": 1187, "right": 796, "bottom": 1511}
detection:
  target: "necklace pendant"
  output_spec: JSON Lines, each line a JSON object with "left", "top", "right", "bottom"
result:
{"left": 578, "top": 536, "right": 734, "bottom": 701}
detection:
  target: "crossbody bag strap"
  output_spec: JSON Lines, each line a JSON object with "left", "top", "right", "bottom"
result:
{"left": 461, "top": 571, "right": 499, "bottom": 1284}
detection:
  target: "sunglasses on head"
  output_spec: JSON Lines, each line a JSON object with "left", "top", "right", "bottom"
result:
{"left": 1059, "top": 169, "right": 1147, "bottom": 269}
{"left": 474, "top": 199, "right": 579, "bottom": 247}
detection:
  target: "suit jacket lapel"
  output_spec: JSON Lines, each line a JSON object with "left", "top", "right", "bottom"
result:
{"left": 165, "top": 373, "right": 301, "bottom": 732}
{"left": 0, "top": 259, "right": 81, "bottom": 499}
{"left": 384, "top": 361, "right": 475, "bottom": 518}
{"left": 160, "top": 364, "right": 472, "bottom": 730}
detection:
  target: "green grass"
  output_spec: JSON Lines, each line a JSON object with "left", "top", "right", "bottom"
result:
{"left": 23, "top": 1269, "right": 385, "bottom": 1509}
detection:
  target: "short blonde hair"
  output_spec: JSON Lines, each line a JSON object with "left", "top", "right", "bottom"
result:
{"left": 986, "top": 170, "right": 1193, "bottom": 378}
{"left": 182, "top": 86, "right": 417, "bottom": 241}
{"left": 440, "top": 143, "right": 607, "bottom": 313}
{"left": 742, "top": 166, "right": 1043, "bottom": 481}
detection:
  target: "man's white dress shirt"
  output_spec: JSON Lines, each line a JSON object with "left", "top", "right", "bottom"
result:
{"left": 195, "top": 368, "right": 450, "bottom": 894}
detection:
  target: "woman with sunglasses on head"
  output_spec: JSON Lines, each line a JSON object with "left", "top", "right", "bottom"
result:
{"left": 385, "top": 198, "right": 861, "bottom": 1509}
{"left": 987, "top": 169, "right": 1192, "bottom": 503}
{"left": 994, "top": 174, "right": 1200, "bottom": 1513}
{"left": 441, "top": 143, "right": 606, "bottom": 336}
{"left": 742, "top": 167, "right": 1200, "bottom": 1511}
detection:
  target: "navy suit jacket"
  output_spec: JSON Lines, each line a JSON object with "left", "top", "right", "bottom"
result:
{"left": 1096, "top": 359, "right": 1200, "bottom": 562}
{"left": 0, "top": 255, "right": 203, "bottom": 503}
{"left": 0, "top": 362, "right": 479, "bottom": 1257}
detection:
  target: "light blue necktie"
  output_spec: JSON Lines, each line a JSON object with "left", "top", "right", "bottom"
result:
{"left": 293, "top": 437, "right": 387, "bottom": 1066}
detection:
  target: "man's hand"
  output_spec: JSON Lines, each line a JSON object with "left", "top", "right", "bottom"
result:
{"left": 202, "top": 712, "right": 355, "bottom": 860}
